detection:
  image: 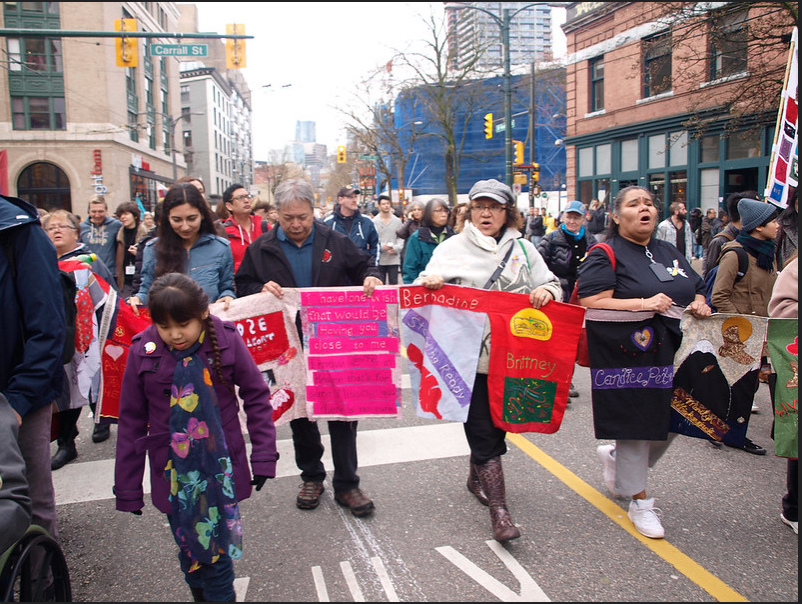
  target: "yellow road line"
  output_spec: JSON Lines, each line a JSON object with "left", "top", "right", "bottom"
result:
{"left": 506, "top": 433, "right": 749, "bottom": 603}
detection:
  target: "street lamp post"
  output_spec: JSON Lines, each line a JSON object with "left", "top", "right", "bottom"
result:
{"left": 455, "top": 3, "right": 539, "bottom": 187}
{"left": 167, "top": 112, "right": 202, "bottom": 181}
{"left": 453, "top": 2, "right": 568, "bottom": 188}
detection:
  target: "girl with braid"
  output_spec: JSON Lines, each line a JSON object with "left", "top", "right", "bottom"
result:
{"left": 114, "top": 273, "right": 278, "bottom": 602}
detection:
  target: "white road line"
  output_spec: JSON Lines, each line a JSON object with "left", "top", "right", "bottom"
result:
{"left": 54, "top": 422, "right": 469, "bottom": 505}
{"left": 340, "top": 561, "right": 365, "bottom": 602}
{"left": 233, "top": 576, "right": 249, "bottom": 602}
{"left": 311, "top": 566, "right": 329, "bottom": 602}
{"left": 371, "top": 556, "right": 400, "bottom": 602}
{"left": 436, "top": 541, "right": 550, "bottom": 602}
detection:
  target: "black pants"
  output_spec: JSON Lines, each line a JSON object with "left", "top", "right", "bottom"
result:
{"left": 378, "top": 265, "right": 400, "bottom": 285}
{"left": 463, "top": 374, "right": 507, "bottom": 465}
{"left": 290, "top": 418, "right": 359, "bottom": 493}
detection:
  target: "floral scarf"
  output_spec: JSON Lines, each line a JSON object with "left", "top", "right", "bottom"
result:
{"left": 165, "top": 331, "right": 242, "bottom": 570}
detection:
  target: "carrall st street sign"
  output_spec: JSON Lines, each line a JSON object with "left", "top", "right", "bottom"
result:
{"left": 150, "top": 44, "right": 208, "bottom": 57}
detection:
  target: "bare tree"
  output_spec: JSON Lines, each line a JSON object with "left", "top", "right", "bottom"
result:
{"left": 392, "top": 11, "right": 493, "bottom": 204}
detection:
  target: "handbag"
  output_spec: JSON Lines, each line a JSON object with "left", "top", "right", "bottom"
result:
{"left": 569, "top": 242, "right": 615, "bottom": 367}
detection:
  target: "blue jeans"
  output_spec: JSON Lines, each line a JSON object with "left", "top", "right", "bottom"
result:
{"left": 168, "top": 515, "right": 236, "bottom": 601}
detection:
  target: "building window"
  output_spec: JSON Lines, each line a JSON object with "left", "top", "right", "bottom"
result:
{"left": 7, "top": 36, "right": 62, "bottom": 72}
{"left": 701, "top": 135, "right": 720, "bottom": 162}
{"left": 669, "top": 131, "right": 688, "bottom": 166}
{"left": 727, "top": 133, "right": 761, "bottom": 160}
{"left": 643, "top": 31, "right": 672, "bottom": 97}
{"left": 709, "top": 10, "right": 748, "bottom": 81}
{"left": 648, "top": 134, "right": 666, "bottom": 169}
{"left": 621, "top": 139, "right": 639, "bottom": 172}
{"left": 596, "top": 144, "right": 611, "bottom": 174}
{"left": 578, "top": 147, "right": 594, "bottom": 177}
{"left": 589, "top": 56, "right": 604, "bottom": 112}
{"left": 12, "top": 96, "right": 65, "bottom": 130}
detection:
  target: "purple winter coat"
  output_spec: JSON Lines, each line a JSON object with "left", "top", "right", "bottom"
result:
{"left": 114, "top": 315, "right": 278, "bottom": 514}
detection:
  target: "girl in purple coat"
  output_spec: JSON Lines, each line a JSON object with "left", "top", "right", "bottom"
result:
{"left": 114, "top": 273, "right": 278, "bottom": 602}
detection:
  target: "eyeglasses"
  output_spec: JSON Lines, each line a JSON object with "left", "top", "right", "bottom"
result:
{"left": 46, "top": 224, "right": 76, "bottom": 233}
{"left": 232, "top": 193, "right": 253, "bottom": 202}
{"left": 470, "top": 204, "right": 506, "bottom": 214}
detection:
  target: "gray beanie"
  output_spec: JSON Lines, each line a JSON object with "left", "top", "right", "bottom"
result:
{"left": 468, "top": 179, "right": 515, "bottom": 206}
{"left": 738, "top": 198, "right": 777, "bottom": 232}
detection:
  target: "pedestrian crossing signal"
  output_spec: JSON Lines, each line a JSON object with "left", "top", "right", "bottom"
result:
{"left": 226, "top": 24, "right": 247, "bottom": 69}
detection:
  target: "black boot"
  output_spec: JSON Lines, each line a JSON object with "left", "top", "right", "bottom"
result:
{"left": 467, "top": 462, "right": 489, "bottom": 506}
{"left": 475, "top": 456, "right": 521, "bottom": 543}
{"left": 51, "top": 442, "right": 77, "bottom": 470}
{"left": 92, "top": 423, "right": 111, "bottom": 443}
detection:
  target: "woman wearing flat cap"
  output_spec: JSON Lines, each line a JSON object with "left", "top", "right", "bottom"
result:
{"left": 416, "top": 178, "right": 561, "bottom": 543}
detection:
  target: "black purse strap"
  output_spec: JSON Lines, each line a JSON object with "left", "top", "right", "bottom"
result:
{"left": 483, "top": 240, "right": 516, "bottom": 289}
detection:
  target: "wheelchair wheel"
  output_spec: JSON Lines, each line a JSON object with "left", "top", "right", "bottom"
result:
{"left": 0, "top": 525, "right": 71, "bottom": 602}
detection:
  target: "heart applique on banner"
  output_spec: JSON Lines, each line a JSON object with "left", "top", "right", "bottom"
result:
{"left": 105, "top": 344, "right": 125, "bottom": 361}
{"left": 631, "top": 327, "right": 654, "bottom": 351}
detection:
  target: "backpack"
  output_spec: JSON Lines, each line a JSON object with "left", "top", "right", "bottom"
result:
{"left": 3, "top": 237, "right": 78, "bottom": 364}
{"left": 703, "top": 244, "right": 749, "bottom": 313}
{"left": 694, "top": 226, "right": 704, "bottom": 246}
{"left": 568, "top": 242, "right": 615, "bottom": 367}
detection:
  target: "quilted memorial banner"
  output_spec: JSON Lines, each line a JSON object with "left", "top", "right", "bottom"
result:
{"left": 669, "top": 313, "right": 768, "bottom": 446}
{"left": 767, "top": 318, "right": 798, "bottom": 458}
{"left": 210, "top": 291, "right": 306, "bottom": 425}
{"left": 299, "top": 287, "right": 402, "bottom": 420}
{"left": 399, "top": 284, "right": 584, "bottom": 433}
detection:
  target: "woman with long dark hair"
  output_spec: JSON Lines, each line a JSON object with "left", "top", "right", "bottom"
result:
{"left": 128, "top": 183, "right": 235, "bottom": 313}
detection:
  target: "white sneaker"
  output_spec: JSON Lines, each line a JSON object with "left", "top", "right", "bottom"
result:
{"left": 596, "top": 444, "right": 618, "bottom": 496}
{"left": 780, "top": 513, "right": 798, "bottom": 535}
{"left": 751, "top": 402, "right": 759, "bottom": 413}
{"left": 628, "top": 498, "right": 665, "bottom": 538}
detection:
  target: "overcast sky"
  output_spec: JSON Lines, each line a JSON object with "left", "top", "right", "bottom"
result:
{"left": 193, "top": 2, "right": 566, "bottom": 161}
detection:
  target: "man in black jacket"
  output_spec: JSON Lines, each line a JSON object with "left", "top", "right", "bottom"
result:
{"left": 1, "top": 194, "right": 66, "bottom": 549}
{"left": 236, "top": 179, "right": 382, "bottom": 518}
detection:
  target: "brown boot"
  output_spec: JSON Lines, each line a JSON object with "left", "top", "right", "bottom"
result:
{"left": 467, "top": 462, "right": 489, "bottom": 506}
{"left": 475, "top": 456, "right": 521, "bottom": 543}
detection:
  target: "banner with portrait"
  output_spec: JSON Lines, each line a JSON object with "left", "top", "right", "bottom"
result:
{"left": 669, "top": 313, "right": 768, "bottom": 446}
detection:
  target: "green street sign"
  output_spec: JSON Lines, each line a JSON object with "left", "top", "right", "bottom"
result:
{"left": 360, "top": 154, "right": 379, "bottom": 160}
{"left": 150, "top": 43, "right": 208, "bottom": 57}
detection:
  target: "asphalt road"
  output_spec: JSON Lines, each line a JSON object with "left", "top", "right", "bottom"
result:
{"left": 50, "top": 358, "right": 797, "bottom": 603}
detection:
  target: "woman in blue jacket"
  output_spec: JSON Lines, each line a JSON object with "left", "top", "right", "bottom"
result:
{"left": 129, "top": 183, "right": 235, "bottom": 313}
{"left": 402, "top": 198, "right": 455, "bottom": 284}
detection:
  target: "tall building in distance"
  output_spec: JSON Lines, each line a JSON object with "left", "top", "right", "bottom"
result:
{"left": 445, "top": 2, "right": 554, "bottom": 71}
{"left": 295, "top": 120, "right": 316, "bottom": 143}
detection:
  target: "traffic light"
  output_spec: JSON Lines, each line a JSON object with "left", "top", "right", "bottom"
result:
{"left": 337, "top": 146, "right": 347, "bottom": 163}
{"left": 513, "top": 172, "right": 527, "bottom": 185}
{"left": 114, "top": 19, "right": 137, "bottom": 67}
{"left": 532, "top": 162, "right": 540, "bottom": 184}
{"left": 513, "top": 140, "right": 524, "bottom": 165}
{"left": 484, "top": 113, "right": 493, "bottom": 139}
{"left": 226, "top": 24, "right": 247, "bottom": 69}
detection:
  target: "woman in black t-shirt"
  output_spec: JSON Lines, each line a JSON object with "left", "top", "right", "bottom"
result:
{"left": 576, "top": 185, "right": 710, "bottom": 540}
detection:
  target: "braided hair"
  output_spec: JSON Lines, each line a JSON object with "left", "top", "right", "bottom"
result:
{"left": 148, "top": 272, "right": 234, "bottom": 394}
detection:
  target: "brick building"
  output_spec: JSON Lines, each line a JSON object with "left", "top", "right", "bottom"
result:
{"left": 561, "top": 1, "right": 794, "bottom": 216}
